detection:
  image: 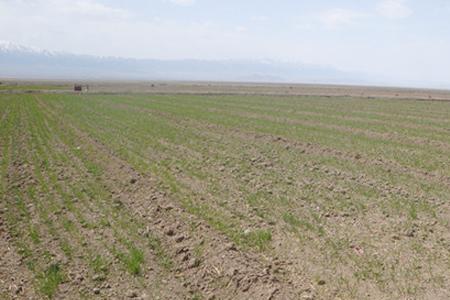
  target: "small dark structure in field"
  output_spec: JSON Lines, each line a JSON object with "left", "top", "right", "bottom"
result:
{"left": 74, "top": 84, "right": 89, "bottom": 93}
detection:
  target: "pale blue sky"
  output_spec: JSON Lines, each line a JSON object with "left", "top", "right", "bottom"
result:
{"left": 1, "top": 0, "right": 450, "bottom": 87}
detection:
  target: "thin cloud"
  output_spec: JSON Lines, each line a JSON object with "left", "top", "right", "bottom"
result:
{"left": 251, "top": 16, "right": 269, "bottom": 22}
{"left": 377, "top": 0, "right": 412, "bottom": 19}
{"left": 61, "top": 1, "right": 130, "bottom": 19}
{"left": 318, "top": 8, "right": 366, "bottom": 29}
{"left": 2, "top": 0, "right": 131, "bottom": 19}
{"left": 234, "top": 26, "right": 247, "bottom": 33}
{"left": 166, "top": 0, "right": 196, "bottom": 6}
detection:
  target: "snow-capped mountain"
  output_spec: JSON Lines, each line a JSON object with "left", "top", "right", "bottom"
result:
{"left": 0, "top": 41, "right": 57, "bottom": 56}
{"left": 0, "top": 41, "right": 365, "bottom": 84}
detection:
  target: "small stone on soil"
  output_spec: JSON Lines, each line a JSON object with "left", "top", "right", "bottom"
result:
{"left": 175, "top": 235, "right": 185, "bottom": 243}
{"left": 188, "top": 258, "right": 200, "bottom": 268}
{"left": 405, "top": 229, "right": 416, "bottom": 237}
{"left": 127, "top": 290, "right": 138, "bottom": 298}
{"left": 226, "top": 267, "right": 238, "bottom": 276}
{"left": 93, "top": 274, "right": 105, "bottom": 281}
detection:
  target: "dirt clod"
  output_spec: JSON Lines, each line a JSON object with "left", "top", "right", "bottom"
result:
{"left": 224, "top": 242, "right": 237, "bottom": 251}
{"left": 175, "top": 235, "right": 185, "bottom": 243}
{"left": 165, "top": 228, "right": 175, "bottom": 236}
{"left": 317, "top": 279, "right": 326, "bottom": 286}
{"left": 127, "top": 290, "right": 138, "bottom": 298}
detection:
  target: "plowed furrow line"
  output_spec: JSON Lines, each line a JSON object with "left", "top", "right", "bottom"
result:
{"left": 35, "top": 96, "right": 191, "bottom": 299}
{"left": 38, "top": 95, "right": 303, "bottom": 299}
{"left": 0, "top": 100, "right": 37, "bottom": 299}
{"left": 113, "top": 101, "right": 448, "bottom": 206}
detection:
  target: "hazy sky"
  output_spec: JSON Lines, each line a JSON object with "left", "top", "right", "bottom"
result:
{"left": 1, "top": 0, "right": 450, "bottom": 87}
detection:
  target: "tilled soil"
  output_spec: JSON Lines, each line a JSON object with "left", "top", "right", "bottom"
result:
{"left": 61, "top": 113, "right": 300, "bottom": 299}
{"left": 1, "top": 93, "right": 450, "bottom": 299}
{"left": 0, "top": 212, "right": 36, "bottom": 299}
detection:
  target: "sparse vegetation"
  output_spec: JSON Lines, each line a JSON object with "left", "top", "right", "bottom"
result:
{"left": 116, "top": 246, "right": 145, "bottom": 276}
{"left": 90, "top": 255, "right": 108, "bottom": 277}
{"left": 0, "top": 84, "right": 69, "bottom": 91}
{"left": 241, "top": 229, "right": 272, "bottom": 251}
{"left": 37, "top": 263, "right": 64, "bottom": 298}
{"left": 2, "top": 91, "right": 450, "bottom": 299}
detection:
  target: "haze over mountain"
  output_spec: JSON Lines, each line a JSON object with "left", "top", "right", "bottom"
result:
{"left": 1, "top": 41, "right": 449, "bottom": 89}
{"left": 0, "top": 41, "right": 373, "bottom": 85}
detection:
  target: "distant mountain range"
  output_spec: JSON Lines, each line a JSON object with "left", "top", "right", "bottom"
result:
{"left": 0, "top": 41, "right": 369, "bottom": 84}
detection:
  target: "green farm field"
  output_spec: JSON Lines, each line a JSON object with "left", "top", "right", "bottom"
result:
{"left": 1, "top": 92, "right": 450, "bottom": 299}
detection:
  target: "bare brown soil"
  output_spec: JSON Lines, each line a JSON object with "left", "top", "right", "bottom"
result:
{"left": 0, "top": 213, "right": 36, "bottom": 299}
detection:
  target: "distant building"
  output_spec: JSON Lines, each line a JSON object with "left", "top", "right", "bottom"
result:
{"left": 74, "top": 84, "right": 89, "bottom": 93}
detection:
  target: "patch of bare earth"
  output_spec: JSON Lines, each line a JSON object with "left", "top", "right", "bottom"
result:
{"left": 0, "top": 212, "right": 36, "bottom": 299}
